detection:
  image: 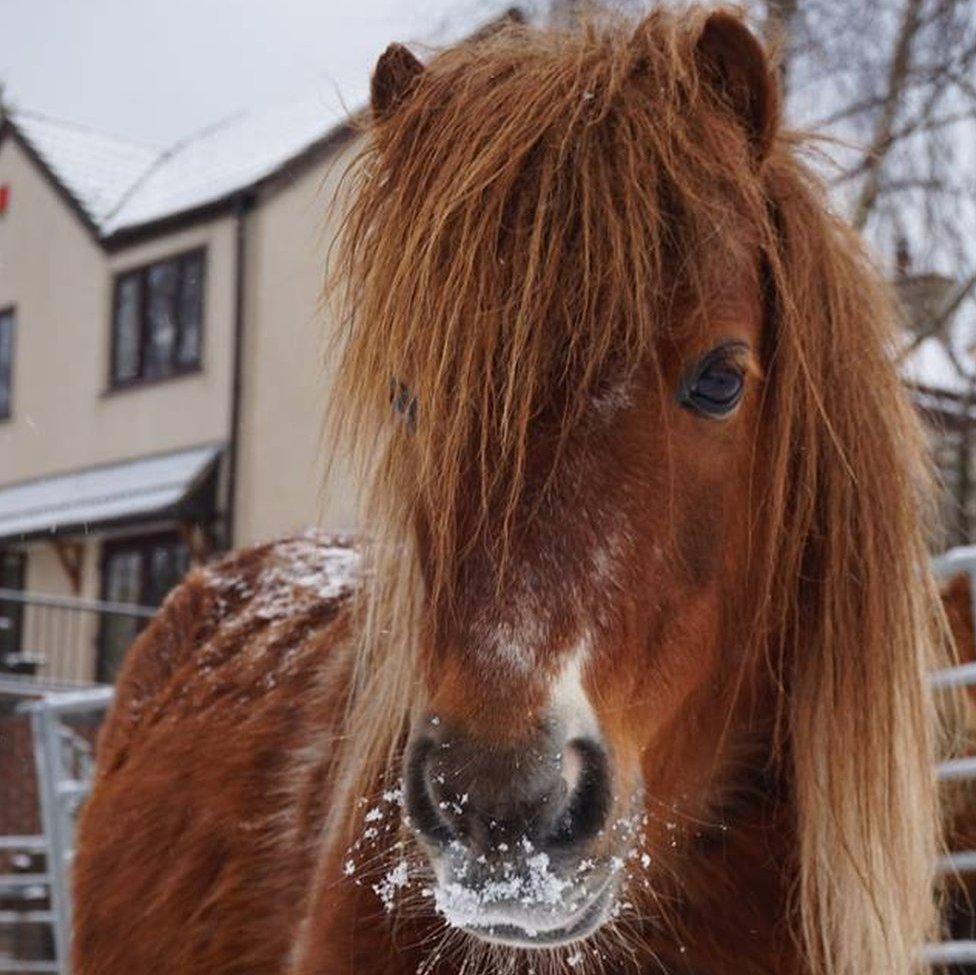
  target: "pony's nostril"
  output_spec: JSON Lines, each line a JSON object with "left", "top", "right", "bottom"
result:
{"left": 404, "top": 737, "right": 455, "bottom": 846}
{"left": 405, "top": 733, "right": 611, "bottom": 853}
{"left": 548, "top": 738, "right": 611, "bottom": 848}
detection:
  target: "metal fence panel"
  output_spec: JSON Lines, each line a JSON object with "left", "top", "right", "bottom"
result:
{"left": 0, "top": 684, "right": 111, "bottom": 975}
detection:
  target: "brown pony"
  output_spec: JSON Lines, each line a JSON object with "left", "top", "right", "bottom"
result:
{"left": 73, "top": 8, "right": 948, "bottom": 975}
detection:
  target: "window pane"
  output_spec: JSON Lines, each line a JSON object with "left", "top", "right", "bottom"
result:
{"left": 113, "top": 276, "right": 142, "bottom": 384}
{"left": 0, "top": 551, "right": 24, "bottom": 590}
{"left": 144, "top": 261, "right": 179, "bottom": 379}
{"left": 104, "top": 549, "right": 143, "bottom": 604}
{"left": 0, "top": 551, "right": 25, "bottom": 668}
{"left": 146, "top": 542, "right": 189, "bottom": 606}
{"left": 177, "top": 254, "right": 204, "bottom": 368}
{"left": 0, "top": 309, "right": 14, "bottom": 417}
{"left": 101, "top": 549, "right": 145, "bottom": 681}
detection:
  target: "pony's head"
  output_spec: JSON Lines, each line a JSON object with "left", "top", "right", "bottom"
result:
{"left": 330, "top": 7, "right": 944, "bottom": 972}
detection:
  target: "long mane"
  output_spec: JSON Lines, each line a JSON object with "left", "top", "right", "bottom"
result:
{"left": 325, "top": 8, "right": 947, "bottom": 973}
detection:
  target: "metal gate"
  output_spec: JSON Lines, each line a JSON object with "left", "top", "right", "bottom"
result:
{"left": 0, "top": 680, "right": 112, "bottom": 974}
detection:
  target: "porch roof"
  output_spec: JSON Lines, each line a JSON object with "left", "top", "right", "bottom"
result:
{"left": 0, "top": 444, "right": 222, "bottom": 543}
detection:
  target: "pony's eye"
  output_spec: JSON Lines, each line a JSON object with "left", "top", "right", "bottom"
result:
{"left": 679, "top": 347, "right": 746, "bottom": 419}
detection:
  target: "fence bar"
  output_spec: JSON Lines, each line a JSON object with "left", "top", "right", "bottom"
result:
{"left": 0, "top": 589, "right": 155, "bottom": 619}
{"left": 0, "top": 678, "right": 89, "bottom": 699}
{"left": 0, "top": 964, "right": 60, "bottom": 973}
{"left": 0, "top": 837, "right": 45, "bottom": 852}
{"left": 923, "top": 940, "right": 976, "bottom": 964}
{"left": 0, "top": 911, "right": 54, "bottom": 924}
{"left": 939, "top": 850, "right": 976, "bottom": 875}
{"left": 18, "top": 688, "right": 113, "bottom": 717}
{"left": 939, "top": 756, "right": 976, "bottom": 782}
{"left": 28, "top": 706, "right": 70, "bottom": 973}
{"left": 0, "top": 963, "right": 60, "bottom": 973}
{"left": 0, "top": 874, "right": 48, "bottom": 890}
{"left": 932, "top": 661, "right": 976, "bottom": 689}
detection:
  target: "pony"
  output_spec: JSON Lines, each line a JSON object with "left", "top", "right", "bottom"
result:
{"left": 72, "top": 7, "right": 949, "bottom": 974}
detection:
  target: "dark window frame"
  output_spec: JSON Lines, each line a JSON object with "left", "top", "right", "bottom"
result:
{"left": 0, "top": 549, "right": 26, "bottom": 669}
{"left": 0, "top": 305, "right": 16, "bottom": 421}
{"left": 108, "top": 247, "right": 207, "bottom": 390}
{"left": 96, "top": 531, "right": 190, "bottom": 682}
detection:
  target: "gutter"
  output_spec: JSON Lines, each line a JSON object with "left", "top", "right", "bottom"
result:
{"left": 224, "top": 192, "right": 255, "bottom": 550}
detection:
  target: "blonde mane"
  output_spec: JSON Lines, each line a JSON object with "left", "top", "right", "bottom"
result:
{"left": 325, "top": 9, "right": 947, "bottom": 973}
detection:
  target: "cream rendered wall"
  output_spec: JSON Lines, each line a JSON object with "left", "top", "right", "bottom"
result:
{"left": 0, "top": 136, "right": 235, "bottom": 487}
{"left": 235, "top": 141, "right": 362, "bottom": 546}
{"left": 21, "top": 537, "right": 101, "bottom": 682}
{"left": 22, "top": 538, "right": 98, "bottom": 601}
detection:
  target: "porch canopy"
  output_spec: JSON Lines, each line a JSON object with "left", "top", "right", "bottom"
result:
{"left": 0, "top": 444, "right": 223, "bottom": 543}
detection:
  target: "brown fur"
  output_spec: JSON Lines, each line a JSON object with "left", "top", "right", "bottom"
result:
{"left": 933, "top": 572, "right": 976, "bottom": 952}
{"left": 941, "top": 572, "right": 976, "bottom": 847}
{"left": 943, "top": 573, "right": 976, "bottom": 674}
{"left": 75, "top": 8, "right": 948, "bottom": 975}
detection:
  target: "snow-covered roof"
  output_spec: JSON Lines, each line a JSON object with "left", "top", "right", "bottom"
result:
{"left": 102, "top": 86, "right": 363, "bottom": 235}
{"left": 0, "top": 444, "right": 222, "bottom": 541}
{"left": 9, "top": 110, "right": 162, "bottom": 228}
{"left": 6, "top": 89, "right": 357, "bottom": 239}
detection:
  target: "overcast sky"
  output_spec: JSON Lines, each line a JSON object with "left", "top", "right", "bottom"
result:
{"left": 1, "top": 0, "right": 518, "bottom": 145}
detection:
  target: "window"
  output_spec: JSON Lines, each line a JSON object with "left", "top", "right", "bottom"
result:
{"left": 0, "top": 307, "right": 14, "bottom": 419}
{"left": 98, "top": 534, "right": 190, "bottom": 681}
{"left": 0, "top": 550, "right": 25, "bottom": 671}
{"left": 110, "top": 249, "right": 205, "bottom": 387}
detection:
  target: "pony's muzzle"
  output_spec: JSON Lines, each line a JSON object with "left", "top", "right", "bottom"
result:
{"left": 404, "top": 729, "right": 612, "bottom": 854}
{"left": 403, "top": 721, "right": 617, "bottom": 944}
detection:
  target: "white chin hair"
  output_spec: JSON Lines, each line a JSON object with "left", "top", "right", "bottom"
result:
{"left": 440, "top": 880, "right": 615, "bottom": 949}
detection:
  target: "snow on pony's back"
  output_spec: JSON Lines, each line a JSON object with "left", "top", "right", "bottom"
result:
{"left": 201, "top": 529, "right": 362, "bottom": 625}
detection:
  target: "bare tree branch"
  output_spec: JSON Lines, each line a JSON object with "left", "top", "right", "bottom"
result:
{"left": 763, "top": 0, "right": 799, "bottom": 92}
{"left": 853, "top": 0, "right": 927, "bottom": 229}
{"left": 832, "top": 108, "right": 976, "bottom": 186}
{"left": 897, "top": 269, "right": 976, "bottom": 360}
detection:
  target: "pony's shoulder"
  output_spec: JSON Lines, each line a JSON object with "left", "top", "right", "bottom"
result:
{"left": 97, "top": 531, "right": 361, "bottom": 774}
{"left": 199, "top": 529, "right": 362, "bottom": 625}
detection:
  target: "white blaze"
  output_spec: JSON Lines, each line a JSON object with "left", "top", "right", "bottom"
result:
{"left": 550, "top": 643, "right": 599, "bottom": 742}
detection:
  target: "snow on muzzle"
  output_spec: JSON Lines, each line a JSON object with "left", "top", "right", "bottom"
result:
{"left": 430, "top": 838, "right": 618, "bottom": 946}
{"left": 402, "top": 717, "right": 621, "bottom": 945}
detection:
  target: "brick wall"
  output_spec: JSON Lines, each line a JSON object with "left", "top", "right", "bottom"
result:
{"left": 0, "top": 707, "right": 40, "bottom": 837}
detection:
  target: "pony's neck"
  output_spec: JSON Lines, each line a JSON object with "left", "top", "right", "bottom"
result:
{"left": 650, "top": 759, "right": 800, "bottom": 974}
{"left": 629, "top": 667, "right": 799, "bottom": 973}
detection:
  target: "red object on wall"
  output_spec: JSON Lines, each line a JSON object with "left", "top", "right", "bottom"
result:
{"left": 0, "top": 184, "right": 9, "bottom": 215}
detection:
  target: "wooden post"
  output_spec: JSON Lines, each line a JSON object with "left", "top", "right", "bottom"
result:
{"left": 51, "top": 542, "right": 84, "bottom": 595}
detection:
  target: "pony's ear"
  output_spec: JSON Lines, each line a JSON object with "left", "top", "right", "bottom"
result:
{"left": 371, "top": 43, "right": 425, "bottom": 120}
{"left": 694, "top": 12, "right": 779, "bottom": 161}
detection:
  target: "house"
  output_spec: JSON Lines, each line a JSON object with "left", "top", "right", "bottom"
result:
{"left": 0, "top": 95, "right": 366, "bottom": 683}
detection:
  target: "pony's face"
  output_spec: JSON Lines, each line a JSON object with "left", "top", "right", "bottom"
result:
{"left": 403, "top": 287, "right": 765, "bottom": 947}
{"left": 336, "top": 8, "right": 942, "bottom": 970}
{"left": 356, "top": 9, "right": 780, "bottom": 952}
